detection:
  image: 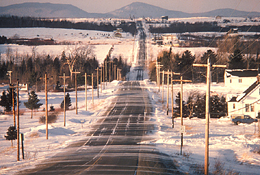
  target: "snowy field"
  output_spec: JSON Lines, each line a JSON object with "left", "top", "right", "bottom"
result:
{"left": 0, "top": 27, "right": 216, "bottom": 65}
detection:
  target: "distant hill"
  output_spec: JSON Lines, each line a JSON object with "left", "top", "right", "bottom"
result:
{"left": 195, "top": 8, "right": 260, "bottom": 18}
{"left": 1, "top": 2, "right": 260, "bottom": 18}
{"left": 108, "top": 2, "right": 260, "bottom": 18}
{"left": 107, "top": 2, "right": 190, "bottom": 18}
{"left": 0, "top": 2, "right": 110, "bottom": 18}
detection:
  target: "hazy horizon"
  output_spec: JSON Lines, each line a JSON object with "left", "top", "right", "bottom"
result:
{"left": 0, "top": 0, "right": 260, "bottom": 14}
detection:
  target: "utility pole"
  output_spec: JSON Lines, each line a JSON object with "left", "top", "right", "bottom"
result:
{"left": 171, "top": 72, "right": 181, "bottom": 128}
{"left": 100, "top": 65, "right": 103, "bottom": 93}
{"left": 9, "top": 84, "right": 16, "bottom": 127}
{"left": 83, "top": 73, "right": 92, "bottom": 111}
{"left": 193, "top": 58, "right": 226, "bottom": 175}
{"left": 96, "top": 67, "right": 99, "bottom": 98}
{"left": 7, "top": 71, "right": 12, "bottom": 84}
{"left": 118, "top": 68, "right": 122, "bottom": 81}
{"left": 59, "top": 73, "right": 70, "bottom": 126}
{"left": 173, "top": 75, "right": 192, "bottom": 155}
{"left": 164, "top": 70, "right": 172, "bottom": 115}
{"left": 117, "top": 68, "right": 119, "bottom": 81}
{"left": 160, "top": 70, "right": 165, "bottom": 103}
{"left": 16, "top": 80, "right": 20, "bottom": 161}
{"left": 156, "top": 62, "right": 163, "bottom": 92}
{"left": 72, "top": 71, "right": 80, "bottom": 114}
{"left": 109, "top": 61, "right": 113, "bottom": 82}
{"left": 38, "top": 74, "right": 52, "bottom": 139}
{"left": 10, "top": 81, "right": 21, "bottom": 161}
{"left": 114, "top": 65, "right": 117, "bottom": 80}
{"left": 45, "top": 74, "right": 48, "bottom": 139}
{"left": 92, "top": 73, "right": 94, "bottom": 105}
{"left": 167, "top": 70, "right": 170, "bottom": 115}
{"left": 104, "top": 60, "right": 107, "bottom": 83}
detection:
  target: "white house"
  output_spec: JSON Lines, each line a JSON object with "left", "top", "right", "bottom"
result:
{"left": 228, "top": 77, "right": 260, "bottom": 118}
{"left": 161, "top": 34, "right": 179, "bottom": 46}
{"left": 224, "top": 69, "right": 258, "bottom": 87}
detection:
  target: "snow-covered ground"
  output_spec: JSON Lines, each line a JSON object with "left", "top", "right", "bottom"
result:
{"left": 1, "top": 72, "right": 260, "bottom": 174}
{"left": 143, "top": 78, "right": 260, "bottom": 175}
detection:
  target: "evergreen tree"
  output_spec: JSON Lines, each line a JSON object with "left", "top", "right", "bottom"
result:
{"left": 0, "top": 88, "right": 15, "bottom": 112}
{"left": 228, "top": 49, "right": 245, "bottom": 69}
{"left": 175, "top": 50, "right": 195, "bottom": 79}
{"left": 60, "top": 93, "right": 72, "bottom": 110}
{"left": 201, "top": 50, "right": 217, "bottom": 64}
{"left": 193, "top": 94, "right": 206, "bottom": 118}
{"left": 210, "top": 95, "right": 227, "bottom": 118}
{"left": 174, "top": 92, "right": 188, "bottom": 117}
{"left": 4, "top": 126, "right": 17, "bottom": 146}
{"left": 24, "top": 91, "right": 43, "bottom": 119}
{"left": 0, "top": 90, "right": 9, "bottom": 112}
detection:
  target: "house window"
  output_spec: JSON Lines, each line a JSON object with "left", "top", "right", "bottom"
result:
{"left": 230, "top": 79, "right": 232, "bottom": 83}
{"left": 251, "top": 104, "right": 254, "bottom": 112}
{"left": 245, "top": 104, "right": 250, "bottom": 112}
{"left": 238, "top": 79, "right": 242, "bottom": 83}
{"left": 233, "top": 103, "right": 235, "bottom": 109}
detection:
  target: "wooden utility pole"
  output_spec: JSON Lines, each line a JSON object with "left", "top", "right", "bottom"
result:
{"left": 10, "top": 82, "right": 26, "bottom": 161}
{"left": 118, "top": 68, "right": 122, "bottom": 81}
{"left": 173, "top": 75, "right": 192, "bottom": 155}
{"left": 92, "top": 73, "right": 94, "bottom": 105}
{"left": 72, "top": 72, "right": 80, "bottom": 114}
{"left": 163, "top": 70, "right": 172, "bottom": 115}
{"left": 161, "top": 70, "right": 165, "bottom": 103}
{"left": 45, "top": 74, "right": 48, "bottom": 140}
{"left": 100, "top": 65, "right": 103, "bottom": 93}
{"left": 193, "top": 58, "right": 226, "bottom": 175}
{"left": 59, "top": 73, "right": 70, "bottom": 126}
{"left": 171, "top": 72, "right": 181, "bottom": 128}
{"left": 9, "top": 84, "right": 16, "bottom": 127}
{"left": 84, "top": 73, "right": 88, "bottom": 111}
{"left": 109, "top": 61, "right": 113, "bottom": 82}
{"left": 16, "top": 80, "right": 20, "bottom": 161}
{"left": 96, "top": 67, "right": 99, "bottom": 98}
{"left": 114, "top": 65, "right": 117, "bottom": 80}
{"left": 156, "top": 62, "right": 163, "bottom": 92}
{"left": 7, "top": 71, "right": 12, "bottom": 84}
{"left": 167, "top": 70, "right": 170, "bottom": 115}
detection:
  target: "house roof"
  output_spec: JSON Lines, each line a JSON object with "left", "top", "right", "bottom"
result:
{"left": 228, "top": 77, "right": 260, "bottom": 102}
{"left": 238, "top": 79, "right": 260, "bottom": 102}
{"left": 226, "top": 69, "right": 258, "bottom": 78}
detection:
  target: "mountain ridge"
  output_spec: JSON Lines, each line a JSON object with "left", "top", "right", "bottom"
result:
{"left": 0, "top": 2, "right": 260, "bottom": 18}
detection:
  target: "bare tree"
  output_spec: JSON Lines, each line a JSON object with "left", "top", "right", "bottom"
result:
{"left": 62, "top": 44, "right": 94, "bottom": 80}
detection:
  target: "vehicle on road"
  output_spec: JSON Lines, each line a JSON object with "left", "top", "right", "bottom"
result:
{"left": 231, "top": 114, "right": 258, "bottom": 125}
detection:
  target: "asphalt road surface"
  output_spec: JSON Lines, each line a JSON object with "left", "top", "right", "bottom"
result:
{"left": 19, "top": 81, "right": 181, "bottom": 175}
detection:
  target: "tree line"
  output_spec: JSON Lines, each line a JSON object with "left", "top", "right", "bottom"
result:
{"left": 0, "top": 45, "right": 130, "bottom": 92}
{"left": 149, "top": 48, "right": 260, "bottom": 83}
{"left": 174, "top": 91, "right": 227, "bottom": 118}
{"left": 149, "top": 21, "right": 260, "bottom": 33}
{"left": 0, "top": 16, "right": 137, "bottom": 36}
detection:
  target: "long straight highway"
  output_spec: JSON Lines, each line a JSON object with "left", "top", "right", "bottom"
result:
{"left": 19, "top": 81, "right": 180, "bottom": 174}
{"left": 19, "top": 20, "right": 181, "bottom": 175}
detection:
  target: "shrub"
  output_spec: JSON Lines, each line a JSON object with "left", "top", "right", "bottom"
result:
{"left": 39, "top": 113, "right": 58, "bottom": 124}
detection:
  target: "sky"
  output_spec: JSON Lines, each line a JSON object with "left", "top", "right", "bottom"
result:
{"left": 0, "top": 0, "right": 260, "bottom": 13}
